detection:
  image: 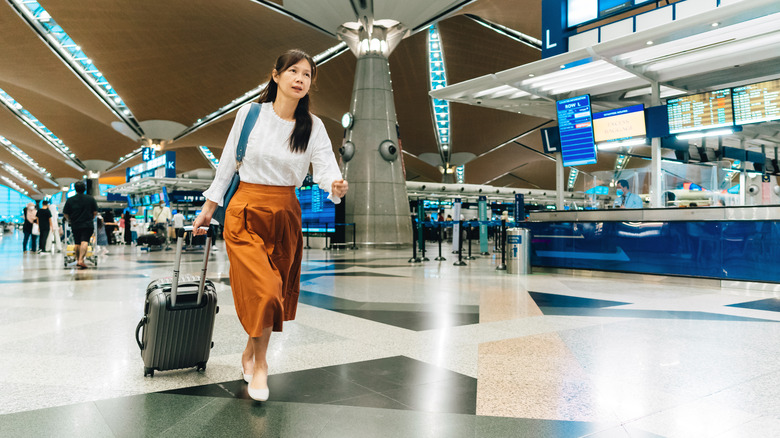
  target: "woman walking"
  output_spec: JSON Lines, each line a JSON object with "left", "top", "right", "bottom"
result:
{"left": 22, "top": 202, "right": 37, "bottom": 253}
{"left": 193, "top": 49, "right": 347, "bottom": 402}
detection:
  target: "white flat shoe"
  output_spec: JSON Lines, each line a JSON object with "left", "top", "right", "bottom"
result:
{"left": 241, "top": 364, "right": 252, "bottom": 384}
{"left": 247, "top": 386, "right": 269, "bottom": 402}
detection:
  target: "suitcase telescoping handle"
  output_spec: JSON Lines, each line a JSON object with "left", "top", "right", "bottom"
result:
{"left": 170, "top": 226, "right": 213, "bottom": 308}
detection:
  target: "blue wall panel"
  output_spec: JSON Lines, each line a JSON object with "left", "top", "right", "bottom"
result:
{"left": 523, "top": 220, "right": 780, "bottom": 283}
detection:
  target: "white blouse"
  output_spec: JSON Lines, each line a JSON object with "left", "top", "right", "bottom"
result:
{"left": 203, "top": 102, "right": 343, "bottom": 206}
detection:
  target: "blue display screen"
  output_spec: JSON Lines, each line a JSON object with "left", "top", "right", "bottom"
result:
{"left": 297, "top": 185, "right": 336, "bottom": 232}
{"left": 599, "top": 0, "right": 632, "bottom": 16}
{"left": 556, "top": 95, "right": 597, "bottom": 166}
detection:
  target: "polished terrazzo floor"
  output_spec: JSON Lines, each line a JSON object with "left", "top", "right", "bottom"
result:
{"left": 1, "top": 228, "right": 779, "bottom": 437}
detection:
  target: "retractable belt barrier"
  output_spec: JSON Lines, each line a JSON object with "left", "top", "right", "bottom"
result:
{"left": 302, "top": 222, "right": 358, "bottom": 251}
{"left": 406, "top": 220, "right": 527, "bottom": 271}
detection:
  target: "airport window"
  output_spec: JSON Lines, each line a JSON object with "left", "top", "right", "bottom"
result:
{"left": 0, "top": 185, "right": 35, "bottom": 222}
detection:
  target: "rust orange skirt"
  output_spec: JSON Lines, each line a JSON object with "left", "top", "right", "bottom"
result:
{"left": 223, "top": 182, "right": 302, "bottom": 335}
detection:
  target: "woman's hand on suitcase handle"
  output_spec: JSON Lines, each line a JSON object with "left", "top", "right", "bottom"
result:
{"left": 192, "top": 200, "right": 217, "bottom": 235}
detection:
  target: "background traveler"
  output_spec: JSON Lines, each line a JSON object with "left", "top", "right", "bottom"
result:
{"left": 63, "top": 181, "right": 98, "bottom": 269}
{"left": 35, "top": 200, "right": 54, "bottom": 254}
{"left": 22, "top": 202, "right": 37, "bottom": 253}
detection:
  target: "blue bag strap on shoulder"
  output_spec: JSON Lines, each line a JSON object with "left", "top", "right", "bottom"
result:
{"left": 235, "top": 102, "right": 261, "bottom": 166}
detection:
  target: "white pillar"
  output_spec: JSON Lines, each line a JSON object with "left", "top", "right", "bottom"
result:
{"left": 556, "top": 152, "right": 564, "bottom": 210}
{"left": 650, "top": 81, "right": 662, "bottom": 208}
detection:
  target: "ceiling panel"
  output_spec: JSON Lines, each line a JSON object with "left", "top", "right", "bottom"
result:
{"left": 458, "top": 0, "right": 542, "bottom": 39}
{"left": 38, "top": 0, "right": 339, "bottom": 126}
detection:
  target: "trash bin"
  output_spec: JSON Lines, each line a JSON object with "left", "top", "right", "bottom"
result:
{"left": 506, "top": 228, "right": 531, "bottom": 274}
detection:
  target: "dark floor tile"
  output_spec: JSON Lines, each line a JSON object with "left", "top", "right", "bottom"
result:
{"left": 335, "top": 309, "right": 478, "bottom": 330}
{"left": 94, "top": 393, "right": 217, "bottom": 438}
{"left": 326, "top": 392, "right": 412, "bottom": 411}
{"left": 529, "top": 291, "right": 630, "bottom": 308}
{"left": 161, "top": 381, "right": 238, "bottom": 398}
{"left": 379, "top": 376, "right": 478, "bottom": 415}
{"left": 300, "top": 271, "right": 403, "bottom": 282}
{"left": 0, "top": 401, "right": 114, "bottom": 437}
{"left": 265, "top": 368, "right": 376, "bottom": 405}
{"left": 156, "top": 398, "right": 342, "bottom": 438}
{"left": 320, "top": 356, "right": 473, "bottom": 392}
{"left": 540, "top": 307, "right": 774, "bottom": 322}
{"left": 298, "top": 289, "right": 366, "bottom": 310}
{"left": 728, "top": 297, "right": 780, "bottom": 313}
{"left": 316, "top": 405, "right": 479, "bottom": 438}
{"left": 474, "top": 415, "right": 618, "bottom": 438}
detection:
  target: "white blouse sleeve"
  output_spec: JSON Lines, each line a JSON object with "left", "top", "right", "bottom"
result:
{"left": 202, "top": 104, "right": 250, "bottom": 206}
{"left": 309, "top": 118, "right": 343, "bottom": 204}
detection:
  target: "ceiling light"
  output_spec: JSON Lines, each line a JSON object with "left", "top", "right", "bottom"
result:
{"left": 598, "top": 138, "right": 648, "bottom": 149}
{"left": 646, "top": 41, "right": 653, "bottom": 45}
{"left": 676, "top": 129, "right": 733, "bottom": 140}
{"left": 712, "top": 22, "right": 719, "bottom": 27}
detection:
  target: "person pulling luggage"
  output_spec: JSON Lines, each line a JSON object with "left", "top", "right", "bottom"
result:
{"left": 193, "top": 49, "right": 348, "bottom": 402}
{"left": 63, "top": 181, "right": 98, "bottom": 269}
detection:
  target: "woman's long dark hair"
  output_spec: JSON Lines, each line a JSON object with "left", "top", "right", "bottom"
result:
{"left": 257, "top": 49, "right": 317, "bottom": 153}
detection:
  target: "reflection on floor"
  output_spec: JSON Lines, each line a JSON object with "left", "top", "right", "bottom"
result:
{"left": 1, "top": 229, "right": 780, "bottom": 437}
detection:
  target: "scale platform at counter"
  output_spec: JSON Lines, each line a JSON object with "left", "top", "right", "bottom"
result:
{"left": 525, "top": 207, "right": 780, "bottom": 283}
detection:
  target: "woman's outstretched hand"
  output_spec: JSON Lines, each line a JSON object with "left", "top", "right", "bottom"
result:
{"left": 331, "top": 179, "right": 348, "bottom": 198}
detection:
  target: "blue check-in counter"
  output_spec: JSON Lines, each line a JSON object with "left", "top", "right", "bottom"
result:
{"left": 524, "top": 207, "right": 780, "bottom": 283}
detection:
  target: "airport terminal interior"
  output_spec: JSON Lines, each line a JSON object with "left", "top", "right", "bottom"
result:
{"left": 2, "top": 0, "right": 780, "bottom": 437}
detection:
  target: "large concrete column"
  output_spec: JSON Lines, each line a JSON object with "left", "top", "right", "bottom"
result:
{"left": 339, "top": 23, "right": 411, "bottom": 246}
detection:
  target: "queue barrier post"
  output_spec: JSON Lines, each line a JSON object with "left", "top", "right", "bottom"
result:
{"left": 435, "top": 222, "right": 446, "bottom": 261}
{"left": 453, "top": 220, "right": 467, "bottom": 266}
{"left": 323, "top": 223, "right": 331, "bottom": 250}
{"left": 420, "top": 221, "right": 430, "bottom": 261}
{"left": 465, "top": 222, "right": 476, "bottom": 260}
{"left": 408, "top": 215, "right": 421, "bottom": 263}
{"left": 495, "top": 219, "right": 507, "bottom": 271}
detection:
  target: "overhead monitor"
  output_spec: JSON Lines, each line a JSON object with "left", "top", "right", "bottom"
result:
{"left": 666, "top": 88, "right": 733, "bottom": 134}
{"left": 732, "top": 78, "right": 780, "bottom": 125}
{"left": 592, "top": 104, "right": 646, "bottom": 146}
{"left": 556, "top": 94, "right": 597, "bottom": 167}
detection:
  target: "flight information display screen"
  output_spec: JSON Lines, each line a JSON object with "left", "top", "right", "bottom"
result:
{"left": 296, "top": 184, "right": 336, "bottom": 232}
{"left": 667, "top": 89, "right": 733, "bottom": 134}
{"left": 592, "top": 104, "right": 646, "bottom": 144}
{"left": 556, "top": 94, "right": 597, "bottom": 167}
{"left": 732, "top": 79, "right": 780, "bottom": 125}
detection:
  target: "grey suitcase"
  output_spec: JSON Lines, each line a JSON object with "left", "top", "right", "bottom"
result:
{"left": 135, "top": 226, "right": 218, "bottom": 377}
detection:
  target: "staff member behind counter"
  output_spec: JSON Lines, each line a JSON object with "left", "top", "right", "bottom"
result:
{"left": 613, "top": 179, "right": 643, "bottom": 209}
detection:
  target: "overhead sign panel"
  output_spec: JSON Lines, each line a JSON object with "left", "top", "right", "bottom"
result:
{"left": 667, "top": 89, "right": 733, "bottom": 134}
{"left": 732, "top": 78, "right": 780, "bottom": 125}
{"left": 556, "top": 95, "right": 597, "bottom": 167}
{"left": 592, "top": 104, "right": 646, "bottom": 144}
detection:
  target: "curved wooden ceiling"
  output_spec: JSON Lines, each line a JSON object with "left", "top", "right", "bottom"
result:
{"left": 0, "top": 0, "right": 567, "bottom": 197}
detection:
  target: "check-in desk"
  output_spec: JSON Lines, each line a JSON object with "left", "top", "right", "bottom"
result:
{"left": 524, "top": 207, "right": 780, "bottom": 283}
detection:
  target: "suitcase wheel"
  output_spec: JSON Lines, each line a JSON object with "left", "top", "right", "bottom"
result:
{"left": 196, "top": 362, "right": 207, "bottom": 372}
{"left": 144, "top": 367, "right": 154, "bottom": 377}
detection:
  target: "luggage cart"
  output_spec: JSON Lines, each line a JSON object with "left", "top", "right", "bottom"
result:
{"left": 63, "top": 219, "right": 99, "bottom": 268}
